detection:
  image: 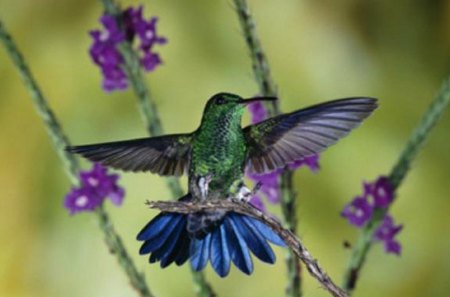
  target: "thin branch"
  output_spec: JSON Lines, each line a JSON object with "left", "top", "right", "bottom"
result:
{"left": 232, "top": 1, "right": 301, "bottom": 296}
{"left": 0, "top": 20, "right": 154, "bottom": 297}
{"left": 342, "top": 76, "right": 450, "bottom": 292}
{"left": 146, "top": 199, "right": 349, "bottom": 297}
{"left": 99, "top": 1, "right": 213, "bottom": 296}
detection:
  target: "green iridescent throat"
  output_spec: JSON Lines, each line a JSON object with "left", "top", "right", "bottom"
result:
{"left": 191, "top": 94, "right": 247, "bottom": 196}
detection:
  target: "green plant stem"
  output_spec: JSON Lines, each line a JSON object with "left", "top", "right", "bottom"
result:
{"left": 0, "top": 20, "right": 154, "bottom": 297}
{"left": 0, "top": 22, "right": 79, "bottom": 184}
{"left": 99, "top": 1, "right": 214, "bottom": 296}
{"left": 100, "top": 0, "right": 183, "bottom": 198}
{"left": 233, "top": 1, "right": 301, "bottom": 296}
{"left": 342, "top": 77, "right": 450, "bottom": 293}
{"left": 280, "top": 171, "right": 302, "bottom": 297}
{"left": 97, "top": 206, "right": 153, "bottom": 296}
{"left": 232, "top": 0, "right": 279, "bottom": 115}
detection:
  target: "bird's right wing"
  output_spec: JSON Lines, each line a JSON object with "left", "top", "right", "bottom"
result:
{"left": 243, "top": 97, "right": 377, "bottom": 173}
{"left": 67, "top": 134, "right": 192, "bottom": 176}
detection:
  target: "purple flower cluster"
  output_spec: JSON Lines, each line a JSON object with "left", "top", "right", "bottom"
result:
{"left": 342, "top": 176, "right": 403, "bottom": 254}
{"left": 246, "top": 101, "right": 320, "bottom": 211}
{"left": 64, "top": 163, "right": 125, "bottom": 215}
{"left": 374, "top": 215, "right": 403, "bottom": 254}
{"left": 89, "top": 6, "right": 167, "bottom": 92}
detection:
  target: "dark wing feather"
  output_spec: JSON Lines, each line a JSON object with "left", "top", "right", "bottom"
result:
{"left": 67, "top": 134, "right": 192, "bottom": 176}
{"left": 244, "top": 97, "right": 377, "bottom": 173}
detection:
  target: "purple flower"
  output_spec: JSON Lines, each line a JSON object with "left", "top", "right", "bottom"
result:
{"left": 122, "top": 6, "right": 143, "bottom": 40}
{"left": 288, "top": 154, "right": 320, "bottom": 172}
{"left": 365, "top": 176, "right": 394, "bottom": 208}
{"left": 101, "top": 15, "right": 125, "bottom": 41}
{"left": 374, "top": 215, "right": 403, "bottom": 255}
{"left": 89, "top": 5, "right": 167, "bottom": 92}
{"left": 89, "top": 15, "right": 127, "bottom": 91}
{"left": 64, "top": 163, "right": 125, "bottom": 215}
{"left": 248, "top": 101, "right": 268, "bottom": 124}
{"left": 246, "top": 156, "right": 319, "bottom": 209}
{"left": 135, "top": 16, "right": 167, "bottom": 49}
{"left": 248, "top": 170, "right": 281, "bottom": 204}
{"left": 249, "top": 195, "right": 266, "bottom": 212}
{"left": 141, "top": 51, "right": 162, "bottom": 72}
{"left": 79, "top": 163, "right": 125, "bottom": 206}
{"left": 64, "top": 187, "right": 102, "bottom": 215}
{"left": 341, "top": 197, "right": 373, "bottom": 227}
{"left": 342, "top": 176, "right": 402, "bottom": 255}
{"left": 342, "top": 176, "right": 395, "bottom": 227}
{"left": 246, "top": 159, "right": 321, "bottom": 207}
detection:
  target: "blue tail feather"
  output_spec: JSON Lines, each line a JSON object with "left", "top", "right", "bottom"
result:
{"left": 230, "top": 213, "right": 276, "bottom": 264}
{"left": 224, "top": 216, "right": 253, "bottom": 275}
{"left": 160, "top": 230, "right": 189, "bottom": 268}
{"left": 137, "top": 213, "right": 176, "bottom": 241}
{"left": 137, "top": 205, "right": 286, "bottom": 277}
{"left": 210, "top": 224, "right": 231, "bottom": 277}
{"left": 242, "top": 216, "right": 286, "bottom": 247}
{"left": 173, "top": 233, "right": 191, "bottom": 266}
{"left": 191, "top": 233, "right": 211, "bottom": 271}
{"left": 138, "top": 214, "right": 184, "bottom": 254}
{"left": 148, "top": 217, "right": 186, "bottom": 266}
{"left": 190, "top": 239, "right": 203, "bottom": 270}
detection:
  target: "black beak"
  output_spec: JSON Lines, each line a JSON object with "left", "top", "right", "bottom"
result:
{"left": 238, "top": 96, "right": 278, "bottom": 104}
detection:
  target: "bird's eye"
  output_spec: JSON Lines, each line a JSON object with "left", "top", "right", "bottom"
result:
{"left": 216, "top": 97, "right": 225, "bottom": 105}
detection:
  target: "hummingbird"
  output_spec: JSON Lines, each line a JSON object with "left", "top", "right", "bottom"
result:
{"left": 68, "top": 93, "right": 377, "bottom": 277}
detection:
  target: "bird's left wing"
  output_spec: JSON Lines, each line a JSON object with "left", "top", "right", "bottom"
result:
{"left": 243, "top": 97, "right": 377, "bottom": 174}
{"left": 67, "top": 134, "right": 192, "bottom": 176}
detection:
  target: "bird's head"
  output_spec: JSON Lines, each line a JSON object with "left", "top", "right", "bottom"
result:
{"left": 202, "top": 93, "right": 277, "bottom": 121}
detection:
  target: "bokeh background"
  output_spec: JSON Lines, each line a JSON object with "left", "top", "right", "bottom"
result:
{"left": 1, "top": 0, "right": 450, "bottom": 296}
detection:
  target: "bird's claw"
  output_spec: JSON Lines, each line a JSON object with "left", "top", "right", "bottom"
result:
{"left": 234, "top": 181, "right": 262, "bottom": 202}
{"left": 198, "top": 173, "right": 213, "bottom": 200}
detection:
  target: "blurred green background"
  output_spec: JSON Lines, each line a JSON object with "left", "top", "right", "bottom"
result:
{"left": 1, "top": 0, "right": 450, "bottom": 296}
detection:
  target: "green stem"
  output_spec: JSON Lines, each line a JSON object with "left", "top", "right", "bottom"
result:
{"left": 100, "top": 1, "right": 214, "bottom": 296}
{"left": 388, "top": 78, "right": 450, "bottom": 189}
{"left": 232, "top": 0, "right": 279, "bottom": 116}
{"left": 97, "top": 206, "right": 153, "bottom": 296}
{"left": 191, "top": 269, "right": 217, "bottom": 297}
{"left": 100, "top": 0, "right": 183, "bottom": 198}
{"left": 0, "top": 21, "right": 79, "bottom": 184}
{"left": 342, "top": 77, "right": 450, "bottom": 293}
{"left": 0, "top": 20, "right": 154, "bottom": 297}
{"left": 233, "top": 1, "right": 301, "bottom": 296}
{"left": 280, "top": 171, "right": 302, "bottom": 297}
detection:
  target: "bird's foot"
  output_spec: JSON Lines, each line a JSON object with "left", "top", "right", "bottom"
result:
{"left": 235, "top": 186, "right": 252, "bottom": 202}
{"left": 234, "top": 181, "right": 262, "bottom": 202}
{"left": 197, "top": 173, "right": 213, "bottom": 201}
